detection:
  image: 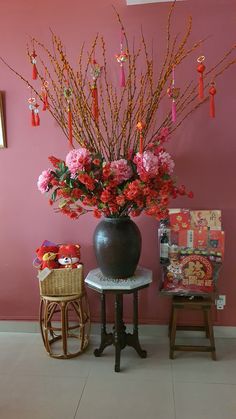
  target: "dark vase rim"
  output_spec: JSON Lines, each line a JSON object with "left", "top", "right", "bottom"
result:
{"left": 103, "top": 216, "right": 130, "bottom": 221}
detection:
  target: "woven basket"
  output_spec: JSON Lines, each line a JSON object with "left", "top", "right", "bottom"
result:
{"left": 39, "top": 266, "right": 84, "bottom": 297}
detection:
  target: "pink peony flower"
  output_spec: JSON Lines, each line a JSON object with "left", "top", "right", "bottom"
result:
{"left": 134, "top": 151, "right": 159, "bottom": 177}
{"left": 110, "top": 159, "right": 133, "bottom": 184}
{"left": 65, "top": 147, "right": 91, "bottom": 174}
{"left": 158, "top": 151, "right": 175, "bottom": 174}
{"left": 37, "top": 169, "right": 52, "bottom": 193}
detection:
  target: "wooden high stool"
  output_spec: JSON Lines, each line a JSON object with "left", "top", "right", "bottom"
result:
{"left": 38, "top": 266, "right": 90, "bottom": 359}
{"left": 169, "top": 295, "right": 216, "bottom": 360}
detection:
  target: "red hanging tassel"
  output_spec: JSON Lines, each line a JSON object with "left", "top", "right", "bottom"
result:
{"left": 197, "top": 56, "right": 206, "bottom": 100}
{"left": 35, "top": 112, "right": 40, "bottom": 126}
{"left": 120, "top": 63, "right": 125, "bottom": 88}
{"left": 139, "top": 133, "right": 144, "bottom": 154}
{"left": 91, "top": 85, "right": 99, "bottom": 122}
{"left": 28, "top": 97, "right": 36, "bottom": 126}
{"left": 68, "top": 105, "right": 73, "bottom": 147}
{"left": 42, "top": 92, "right": 49, "bottom": 111}
{"left": 31, "top": 50, "right": 38, "bottom": 80}
{"left": 137, "top": 121, "right": 144, "bottom": 154}
{"left": 115, "top": 31, "right": 128, "bottom": 89}
{"left": 34, "top": 103, "right": 40, "bottom": 126}
{"left": 31, "top": 109, "right": 36, "bottom": 126}
{"left": 63, "top": 81, "right": 73, "bottom": 148}
{"left": 209, "top": 82, "right": 216, "bottom": 118}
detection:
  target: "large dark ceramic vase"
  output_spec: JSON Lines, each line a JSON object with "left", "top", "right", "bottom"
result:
{"left": 93, "top": 217, "right": 142, "bottom": 279}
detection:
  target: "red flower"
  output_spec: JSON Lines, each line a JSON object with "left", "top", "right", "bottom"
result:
{"left": 100, "top": 188, "right": 113, "bottom": 203}
{"left": 116, "top": 194, "right": 126, "bottom": 206}
{"left": 93, "top": 158, "right": 101, "bottom": 166}
{"left": 48, "top": 155, "right": 63, "bottom": 167}
{"left": 82, "top": 196, "right": 97, "bottom": 206}
{"left": 51, "top": 178, "right": 59, "bottom": 186}
{"left": 68, "top": 211, "right": 79, "bottom": 219}
{"left": 188, "top": 191, "right": 194, "bottom": 198}
{"left": 93, "top": 209, "right": 102, "bottom": 218}
{"left": 78, "top": 173, "right": 95, "bottom": 191}
{"left": 102, "top": 163, "right": 111, "bottom": 179}
{"left": 71, "top": 188, "right": 82, "bottom": 199}
{"left": 130, "top": 209, "right": 142, "bottom": 217}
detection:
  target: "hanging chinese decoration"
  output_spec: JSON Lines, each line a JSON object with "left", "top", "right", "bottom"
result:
{"left": 197, "top": 55, "right": 206, "bottom": 100}
{"left": 63, "top": 84, "right": 73, "bottom": 147}
{"left": 41, "top": 79, "right": 49, "bottom": 111}
{"left": 90, "top": 59, "right": 102, "bottom": 123}
{"left": 136, "top": 121, "right": 145, "bottom": 154}
{"left": 115, "top": 31, "right": 128, "bottom": 87}
{"left": 31, "top": 50, "right": 38, "bottom": 80}
{"left": 28, "top": 96, "right": 40, "bottom": 127}
{"left": 209, "top": 81, "right": 216, "bottom": 118}
{"left": 167, "top": 66, "right": 180, "bottom": 123}
{"left": 1, "top": 2, "right": 236, "bottom": 157}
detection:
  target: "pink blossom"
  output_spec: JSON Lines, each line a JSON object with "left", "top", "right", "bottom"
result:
{"left": 66, "top": 148, "right": 91, "bottom": 174}
{"left": 37, "top": 169, "right": 52, "bottom": 193}
{"left": 134, "top": 151, "right": 159, "bottom": 177}
{"left": 158, "top": 151, "right": 175, "bottom": 174}
{"left": 110, "top": 159, "right": 133, "bottom": 184}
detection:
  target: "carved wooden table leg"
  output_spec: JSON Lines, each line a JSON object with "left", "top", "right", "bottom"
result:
{"left": 94, "top": 293, "right": 113, "bottom": 357}
{"left": 114, "top": 294, "right": 123, "bottom": 372}
{"left": 125, "top": 291, "right": 147, "bottom": 358}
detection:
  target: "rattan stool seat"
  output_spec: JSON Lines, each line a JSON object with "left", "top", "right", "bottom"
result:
{"left": 41, "top": 294, "right": 81, "bottom": 302}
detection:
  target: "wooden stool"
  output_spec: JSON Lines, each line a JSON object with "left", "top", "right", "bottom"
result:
{"left": 39, "top": 292, "right": 90, "bottom": 359}
{"left": 169, "top": 296, "right": 216, "bottom": 360}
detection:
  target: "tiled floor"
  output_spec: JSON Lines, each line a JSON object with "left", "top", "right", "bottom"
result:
{"left": 0, "top": 332, "right": 236, "bottom": 419}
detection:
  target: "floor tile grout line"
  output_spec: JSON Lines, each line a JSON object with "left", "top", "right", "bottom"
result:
{"left": 171, "top": 360, "right": 177, "bottom": 419}
{"left": 73, "top": 371, "right": 91, "bottom": 419}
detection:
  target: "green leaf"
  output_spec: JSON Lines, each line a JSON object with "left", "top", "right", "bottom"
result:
{"left": 51, "top": 189, "right": 58, "bottom": 202}
{"left": 58, "top": 199, "right": 68, "bottom": 209}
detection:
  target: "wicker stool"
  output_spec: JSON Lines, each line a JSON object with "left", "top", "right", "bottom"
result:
{"left": 38, "top": 266, "right": 90, "bottom": 359}
{"left": 169, "top": 295, "right": 216, "bottom": 360}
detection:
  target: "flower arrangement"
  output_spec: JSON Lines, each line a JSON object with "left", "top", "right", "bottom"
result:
{"left": 37, "top": 126, "right": 192, "bottom": 220}
{"left": 2, "top": 3, "right": 236, "bottom": 221}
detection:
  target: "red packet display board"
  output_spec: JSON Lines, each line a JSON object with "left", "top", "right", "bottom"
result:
{"left": 178, "top": 229, "right": 208, "bottom": 249}
{"left": 208, "top": 230, "right": 225, "bottom": 259}
{"left": 169, "top": 209, "right": 191, "bottom": 232}
{"left": 161, "top": 254, "right": 214, "bottom": 295}
{"left": 190, "top": 210, "right": 222, "bottom": 230}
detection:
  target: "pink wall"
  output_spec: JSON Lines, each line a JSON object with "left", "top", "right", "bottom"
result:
{"left": 0, "top": 0, "right": 236, "bottom": 325}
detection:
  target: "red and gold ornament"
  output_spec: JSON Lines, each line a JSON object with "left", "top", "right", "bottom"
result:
{"left": 167, "top": 66, "right": 180, "bottom": 123}
{"left": 41, "top": 80, "right": 49, "bottom": 111}
{"left": 31, "top": 50, "right": 38, "bottom": 80}
{"left": 90, "top": 58, "right": 102, "bottom": 123}
{"left": 63, "top": 84, "right": 73, "bottom": 148}
{"left": 197, "top": 55, "right": 206, "bottom": 100}
{"left": 28, "top": 96, "right": 40, "bottom": 127}
{"left": 115, "top": 31, "right": 128, "bottom": 88}
{"left": 136, "top": 121, "right": 145, "bottom": 154}
{"left": 209, "top": 81, "right": 216, "bottom": 118}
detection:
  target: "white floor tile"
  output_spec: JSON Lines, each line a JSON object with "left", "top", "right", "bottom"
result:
{"left": 13, "top": 333, "right": 94, "bottom": 379}
{"left": 0, "top": 373, "right": 86, "bottom": 419}
{"left": 0, "top": 332, "right": 235, "bottom": 418}
{"left": 88, "top": 338, "right": 172, "bottom": 381}
{"left": 75, "top": 376, "right": 175, "bottom": 419}
{"left": 171, "top": 338, "right": 236, "bottom": 384}
{"left": 174, "top": 381, "right": 236, "bottom": 419}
